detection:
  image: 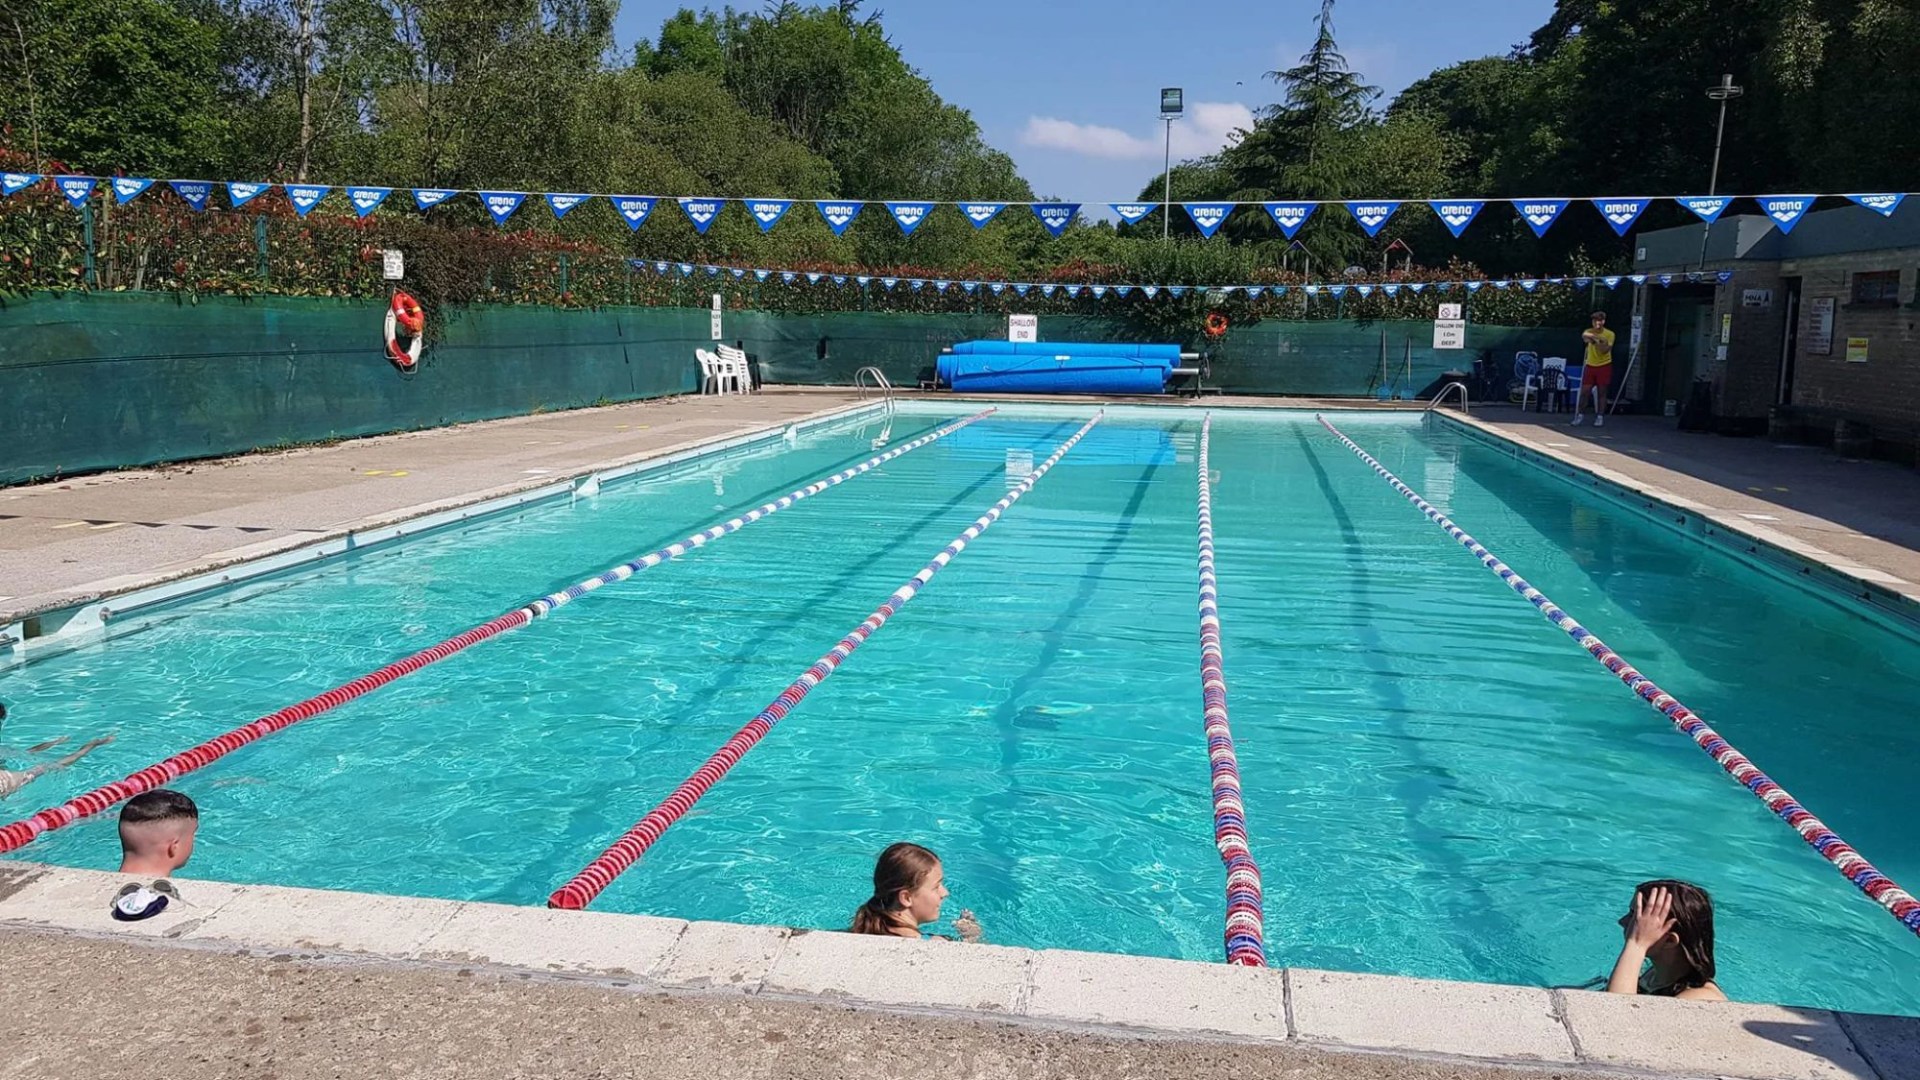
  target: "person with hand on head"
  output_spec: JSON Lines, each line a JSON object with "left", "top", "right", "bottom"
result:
{"left": 1573, "top": 311, "right": 1616, "bottom": 427}
{"left": 111, "top": 789, "right": 199, "bottom": 922}
{"left": 1607, "top": 879, "right": 1727, "bottom": 1000}
{"left": 850, "top": 842, "right": 982, "bottom": 942}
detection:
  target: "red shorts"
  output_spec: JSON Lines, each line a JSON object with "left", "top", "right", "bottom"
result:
{"left": 1584, "top": 363, "right": 1614, "bottom": 389}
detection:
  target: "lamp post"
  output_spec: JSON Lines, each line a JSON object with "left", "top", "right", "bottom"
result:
{"left": 1697, "top": 74, "right": 1743, "bottom": 268}
{"left": 1160, "top": 87, "right": 1182, "bottom": 241}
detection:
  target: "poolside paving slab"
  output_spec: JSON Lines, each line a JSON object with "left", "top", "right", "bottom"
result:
{"left": 1023, "top": 947, "right": 1287, "bottom": 1040}
{"left": 1836, "top": 1010, "right": 1920, "bottom": 1080}
{"left": 655, "top": 919, "right": 791, "bottom": 993}
{"left": 1556, "top": 988, "right": 1877, "bottom": 1080}
{"left": 421, "top": 901, "right": 688, "bottom": 979}
{"left": 1292, "top": 969, "right": 1577, "bottom": 1064}
{"left": 179, "top": 881, "right": 465, "bottom": 958}
{"left": 0, "top": 863, "right": 250, "bottom": 939}
{"left": 763, "top": 930, "right": 1030, "bottom": 1013}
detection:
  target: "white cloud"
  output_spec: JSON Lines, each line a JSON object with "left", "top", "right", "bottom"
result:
{"left": 1020, "top": 102, "right": 1254, "bottom": 162}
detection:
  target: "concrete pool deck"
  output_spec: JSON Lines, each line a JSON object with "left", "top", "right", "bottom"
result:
{"left": 3, "top": 863, "right": 1915, "bottom": 1080}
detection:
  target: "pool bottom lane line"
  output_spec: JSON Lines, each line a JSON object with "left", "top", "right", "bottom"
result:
{"left": 1314, "top": 414, "right": 1920, "bottom": 939}
{"left": 0, "top": 408, "right": 997, "bottom": 856}
{"left": 547, "top": 412, "right": 1107, "bottom": 910}
{"left": 1197, "top": 414, "right": 1266, "bottom": 967}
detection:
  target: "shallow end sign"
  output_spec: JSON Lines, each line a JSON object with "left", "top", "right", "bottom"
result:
{"left": 1433, "top": 302, "right": 1466, "bottom": 349}
{"left": 1009, "top": 314, "right": 1038, "bottom": 343}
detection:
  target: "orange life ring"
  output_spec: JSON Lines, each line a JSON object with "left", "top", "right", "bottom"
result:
{"left": 1204, "top": 312, "right": 1229, "bottom": 338}
{"left": 384, "top": 290, "right": 424, "bottom": 370}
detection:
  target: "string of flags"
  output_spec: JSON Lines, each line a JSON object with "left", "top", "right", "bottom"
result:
{"left": 622, "top": 258, "right": 1736, "bottom": 298}
{"left": 1, "top": 171, "right": 1908, "bottom": 239}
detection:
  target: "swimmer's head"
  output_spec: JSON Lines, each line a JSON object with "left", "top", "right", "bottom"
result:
{"left": 118, "top": 789, "right": 199, "bottom": 873}
{"left": 850, "top": 842, "right": 948, "bottom": 935}
{"left": 1621, "top": 879, "right": 1715, "bottom": 987}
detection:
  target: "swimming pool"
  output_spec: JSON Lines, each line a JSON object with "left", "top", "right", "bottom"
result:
{"left": 3, "top": 403, "right": 1917, "bottom": 1015}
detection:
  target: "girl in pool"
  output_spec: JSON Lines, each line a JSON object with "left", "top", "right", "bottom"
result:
{"left": 1606, "top": 880, "right": 1726, "bottom": 1000}
{"left": 850, "top": 842, "right": 982, "bottom": 942}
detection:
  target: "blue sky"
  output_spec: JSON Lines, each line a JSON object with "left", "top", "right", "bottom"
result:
{"left": 613, "top": 1, "right": 1555, "bottom": 207}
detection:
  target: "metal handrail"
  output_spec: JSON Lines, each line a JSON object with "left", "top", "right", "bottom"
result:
{"left": 854, "top": 367, "right": 895, "bottom": 416}
{"left": 1425, "top": 381, "right": 1470, "bottom": 414}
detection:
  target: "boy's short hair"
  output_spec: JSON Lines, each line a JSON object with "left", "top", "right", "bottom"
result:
{"left": 120, "top": 789, "right": 198, "bottom": 827}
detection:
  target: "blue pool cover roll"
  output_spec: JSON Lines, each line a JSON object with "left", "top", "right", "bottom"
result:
{"left": 938, "top": 340, "right": 1179, "bottom": 394}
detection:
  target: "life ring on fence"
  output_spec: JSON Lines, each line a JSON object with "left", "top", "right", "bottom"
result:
{"left": 1204, "top": 312, "right": 1229, "bottom": 338}
{"left": 384, "top": 290, "right": 425, "bottom": 370}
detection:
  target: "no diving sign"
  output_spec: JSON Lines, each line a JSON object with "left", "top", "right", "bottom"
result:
{"left": 1433, "top": 302, "right": 1466, "bottom": 349}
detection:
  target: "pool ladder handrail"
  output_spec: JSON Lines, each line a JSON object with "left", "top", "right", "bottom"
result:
{"left": 1425, "top": 381, "right": 1470, "bottom": 415}
{"left": 854, "top": 366, "right": 896, "bottom": 447}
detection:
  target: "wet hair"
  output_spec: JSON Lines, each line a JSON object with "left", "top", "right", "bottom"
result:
{"left": 850, "top": 842, "right": 940, "bottom": 936}
{"left": 120, "top": 789, "right": 199, "bottom": 827}
{"left": 1591, "top": 311, "right": 1607, "bottom": 321}
{"left": 1638, "top": 879, "right": 1716, "bottom": 992}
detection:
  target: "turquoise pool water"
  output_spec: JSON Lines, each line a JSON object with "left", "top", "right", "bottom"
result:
{"left": 3, "top": 404, "right": 1917, "bottom": 1015}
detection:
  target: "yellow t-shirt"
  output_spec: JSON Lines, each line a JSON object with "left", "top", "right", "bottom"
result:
{"left": 1583, "top": 327, "right": 1616, "bottom": 368}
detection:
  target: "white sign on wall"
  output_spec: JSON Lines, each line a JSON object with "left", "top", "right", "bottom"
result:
{"left": 381, "top": 250, "right": 404, "bottom": 280}
{"left": 1741, "top": 288, "right": 1773, "bottom": 309}
{"left": 1437, "top": 303, "right": 1463, "bottom": 320}
{"left": 1433, "top": 320, "right": 1467, "bottom": 349}
{"left": 1808, "top": 297, "right": 1835, "bottom": 355}
{"left": 1009, "top": 313, "right": 1038, "bottom": 343}
{"left": 710, "top": 293, "right": 723, "bottom": 341}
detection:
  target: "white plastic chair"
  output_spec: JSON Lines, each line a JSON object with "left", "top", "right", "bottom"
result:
{"left": 696, "top": 348, "right": 734, "bottom": 395}
{"left": 1521, "top": 356, "right": 1569, "bottom": 411}
{"left": 716, "top": 344, "right": 753, "bottom": 394}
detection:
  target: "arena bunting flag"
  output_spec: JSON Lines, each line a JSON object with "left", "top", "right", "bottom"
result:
{"left": 885, "top": 201, "right": 936, "bottom": 235}
{"left": 1, "top": 172, "right": 38, "bottom": 196}
{"left": 348, "top": 186, "right": 391, "bottom": 218}
{"left": 1263, "top": 201, "right": 1315, "bottom": 238}
{"left": 1111, "top": 203, "right": 1155, "bottom": 224}
{"left": 227, "top": 182, "right": 269, "bottom": 208}
{"left": 679, "top": 197, "right": 722, "bottom": 234}
{"left": 1183, "top": 202, "right": 1234, "bottom": 238}
{"left": 1515, "top": 199, "right": 1568, "bottom": 238}
{"left": 1346, "top": 200, "right": 1399, "bottom": 237}
{"left": 286, "top": 185, "right": 330, "bottom": 217}
{"left": 546, "top": 193, "right": 590, "bottom": 219}
{"left": 960, "top": 202, "right": 1007, "bottom": 228}
{"left": 413, "top": 188, "right": 456, "bottom": 210}
{"left": 1032, "top": 202, "right": 1079, "bottom": 237}
{"left": 1592, "top": 197, "right": 1651, "bottom": 237}
{"left": 1760, "top": 195, "right": 1816, "bottom": 233}
{"left": 56, "top": 176, "right": 97, "bottom": 207}
{"left": 611, "top": 196, "right": 655, "bottom": 230}
{"left": 112, "top": 177, "right": 154, "bottom": 204}
{"left": 480, "top": 190, "right": 526, "bottom": 226}
{"left": 168, "top": 180, "right": 213, "bottom": 211}
{"left": 1429, "top": 199, "right": 1484, "bottom": 238}
{"left": 816, "top": 200, "right": 861, "bottom": 234}
{"left": 746, "top": 199, "right": 792, "bottom": 232}
{"left": 1846, "top": 193, "right": 1905, "bottom": 217}
{"left": 1676, "top": 195, "right": 1729, "bottom": 224}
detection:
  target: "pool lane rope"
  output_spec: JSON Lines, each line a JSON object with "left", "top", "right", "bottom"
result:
{"left": 0, "top": 408, "right": 998, "bottom": 855}
{"left": 548, "top": 412, "right": 1107, "bottom": 910}
{"left": 1315, "top": 414, "right": 1920, "bottom": 938}
{"left": 1197, "top": 414, "right": 1268, "bottom": 967}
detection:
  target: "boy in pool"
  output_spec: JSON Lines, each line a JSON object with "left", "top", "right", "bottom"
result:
{"left": 0, "top": 702, "right": 115, "bottom": 800}
{"left": 112, "top": 790, "right": 200, "bottom": 921}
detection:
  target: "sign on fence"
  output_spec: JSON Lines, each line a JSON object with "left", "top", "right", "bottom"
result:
{"left": 1009, "top": 314, "right": 1037, "bottom": 343}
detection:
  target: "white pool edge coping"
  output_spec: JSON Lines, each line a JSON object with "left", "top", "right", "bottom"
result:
{"left": 0, "top": 863, "right": 1909, "bottom": 1080}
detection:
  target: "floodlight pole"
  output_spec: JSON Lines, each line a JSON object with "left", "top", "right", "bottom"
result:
{"left": 1697, "top": 74, "right": 1743, "bottom": 269}
{"left": 1163, "top": 117, "right": 1173, "bottom": 241}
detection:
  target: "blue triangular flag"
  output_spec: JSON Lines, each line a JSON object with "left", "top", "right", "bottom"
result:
{"left": 1591, "top": 197, "right": 1651, "bottom": 236}
{"left": 1142, "top": 286, "right": 1160, "bottom": 299}
{"left": 881, "top": 277, "right": 899, "bottom": 290}
{"left": 611, "top": 196, "right": 655, "bottom": 230}
{"left": 1574, "top": 276, "right": 1593, "bottom": 288}
{"left": 833, "top": 274, "right": 848, "bottom": 285}
{"left": 1182, "top": 202, "right": 1234, "bottom": 238}
{"left": 1111, "top": 203, "right": 1155, "bottom": 224}
{"left": 1656, "top": 274, "right": 1674, "bottom": 286}
{"left": 1327, "top": 285, "right": 1348, "bottom": 297}
{"left": 228, "top": 182, "right": 270, "bottom": 208}
{"left": 55, "top": 176, "right": 97, "bottom": 207}
{"left": 168, "top": 180, "right": 213, "bottom": 211}
{"left": 910, "top": 279, "right": 926, "bottom": 291}
{"left": 958, "top": 202, "right": 1006, "bottom": 228}
{"left": 704, "top": 265, "right": 719, "bottom": 276}
{"left": 1167, "top": 286, "right": 1188, "bottom": 298}
{"left": 962, "top": 281, "right": 979, "bottom": 294}
{"left": 745, "top": 199, "right": 791, "bottom": 232}
{"left": 412, "top": 188, "right": 456, "bottom": 210}
{"left": 1040, "top": 284, "right": 1057, "bottom": 297}
{"left": 347, "top": 186, "right": 391, "bottom": 217}
{"left": 1382, "top": 284, "right": 1399, "bottom": 296}
{"left": 1245, "top": 286, "right": 1266, "bottom": 299}
{"left": 1490, "top": 280, "right": 1511, "bottom": 290}
{"left": 679, "top": 197, "right": 723, "bottom": 234}
{"left": 1759, "top": 195, "right": 1817, "bottom": 233}
{"left": 1304, "top": 285, "right": 1321, "bottom": 296}
{"left": 677, "top": 263, "right": 694, "bottom": 277}
{"left": 754, "top": 269, "right": 770, "bottom": 282}
{"left": 1090, "top": 285, "right": 1109, "bottom": 299}
{"left": 1271, "top": 286, "right": 1289, "bottom": 296}
{"left": 111, "top": 177, "right": 154, "bottom": 204}
{"left": 1676, "top": 195, "right": 1730, "bottom": 224}
{"left": 1, "top": 172, "right": 40, "bottom": 196}
{"left": 1263, "top": 201, "right": 1316, "bottom": 238}
{"left": 885, "top": 201, "right": 936, "bottom": 235}
{"left": 546, "top": 193, "right": 590, "bottom": 219}
{"left": 1115, "top": 285, "right": 1134, "bottom": 298}
{"left": 1063, "top": 285, "right": 1081, "bottom": 298}
{"left": 1513, "top": 198, "right": 1569, "bottom": 238}
{"left": 1355, "top": 285, "right": 1374, "bottom": 297}
{"left": 1031, "top": 202, "right": 1079, "bottom": 237}
{"left": 1429, "top": 199, "right": 1485, "bottom": 238}
{"left": 1628, "top": 274, "right": 1648, "bottom": 285}
{"left": 806, "top": 272, "right": 823, "bottom": 284}
{"left": 730, "top": 267, "right": 746, "bottom": 279}
{"left": 1717, "top": 270, "right": 1734, "bottom": 284}
{"left": 857, "top": 275, "right": 872, "bottom": 287}
{"left": 1845, "top": 193, "right": 1905, "bottom": 218}
{"left": 1464, "top": 281, "right": 1485, "bottom": 293}
{"left": 1408, "top": 283, "right": 1427, "bottom": 293}
{"left": 1345, "top": 201, "right": 1400, "bottom": 237}
{"left": 781, "top": 271, "right": 796, "bottom": 284}
{"left": 479, "top": 191, "right": 525, "bottom": 225}
{"left": 652, "top": 261, "right": 669, "bottom": 274}
{"left": 1519, "top": 279, "right": 1540, "bottom": 292}
{"left": 816, "top": 201, "right": 862, "bottom": 235}
{"left": 286, "top": 184, "right": 330, "bottom": 217}
{"left": 935, "top": 280, "right": 951, "bottom": 292}
{"left": 1602, "top": 275, "right": 1622, "bottom": 289}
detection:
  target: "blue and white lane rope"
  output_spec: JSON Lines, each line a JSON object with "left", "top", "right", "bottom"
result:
{"left": 1198, "top": 414, "right": 1268, "bottom": 966}
{"left": 527, "top": 408, "right": 996, "bottom": 616}
{"left": 1316, "top": 414, "right": 1920, "bottom": 938}
{"left": 551, "top": 412, "right": 1105, "bottom": 908}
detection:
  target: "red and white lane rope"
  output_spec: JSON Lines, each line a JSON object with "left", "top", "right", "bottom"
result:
{"left": 1197, "top": 414, "right": 1267, "bottom": 966}
{"left": 548, "top": 412, "right": 1106, "bottom": 909}
{"left": 0, "top": 409, "right": 995, "bottom": 855}
{"left": 1315, "top": 415, "right": 1920, "bottom": 938}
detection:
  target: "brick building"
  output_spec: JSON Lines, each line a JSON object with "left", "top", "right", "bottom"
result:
{"left": 1632, "top": 201, "right": 1918, "bottom": 461}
